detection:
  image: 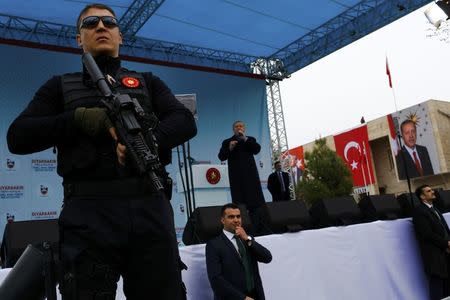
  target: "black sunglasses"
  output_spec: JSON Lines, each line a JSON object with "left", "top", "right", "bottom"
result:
{"left": 80, "top": 16, "right": 118, "bottom": 30}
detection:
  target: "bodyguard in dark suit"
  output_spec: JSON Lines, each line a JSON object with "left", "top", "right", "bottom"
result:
{"left": 267, "top": 161, "right": 290, "bottom": 202}
{"left": 412, "top": 185, "right": 450, "bottom": 300}
{"left": 219, "top": 121, "right": 268, "bottom": 235}
{"left": 396, "top": 120, "right": 434, "bottom": 180}
{"left": 206, "top": 203, "right": 272, "bottom": 300}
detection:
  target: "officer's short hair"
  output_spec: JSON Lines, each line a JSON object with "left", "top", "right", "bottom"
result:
{"left": 221, "top": 203, "right": 240, "bottom": 216}
{"left": 76, "top": 3, "right": 116, "bottom": 33}
{"left": 415, "top": 184, "right": 430, "bottom": 200}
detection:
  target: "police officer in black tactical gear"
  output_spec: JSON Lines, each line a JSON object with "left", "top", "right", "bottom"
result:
{"left": 7, "top": 3, "right": 197, "bottom": 299}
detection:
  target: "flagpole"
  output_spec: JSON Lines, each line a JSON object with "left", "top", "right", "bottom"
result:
{"left": 386, "top": 56, "right": 414, "bottom": 209}
{"left": 362, "top": 141, "right": 373, "bottom": 195}
{"left": 359, "top": 154, "right": 368, "bottom": 195}
{"left": 356, "top": 136, "right": 368, "bottom": 195}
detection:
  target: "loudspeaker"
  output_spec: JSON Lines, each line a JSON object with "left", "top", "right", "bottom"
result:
{"left": 0, "top": 219, "right": 59, "bottom": 268}
{"left": 434, "top": 189, "right": 450, "bottom": 213}
{"left": 321, "top": 196, "right": 362, "bottom": 226}
{"left": 359, "top": 194, "right": 402, "bottom": 221}
{"left": 308, "top": 199, "right": 331, "bottom": 229}
{"left": 265, "top": 200, "right": 311, "bottom": 233}
{"left": 357, "top": 194, "right": 377, "bottom": 222}
{"left": 182, "top": 204, "right": 252, "bottom": 245}
{"left": 396, "top": 193, "right": 420, "bottom": 217}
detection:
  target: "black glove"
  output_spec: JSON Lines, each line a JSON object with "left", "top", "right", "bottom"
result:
{"left": 74, "top": 107, "right": 113, "bottom": 137}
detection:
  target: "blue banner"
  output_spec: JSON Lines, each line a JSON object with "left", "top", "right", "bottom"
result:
{"left": 0, "top": 44, "right": 271, "bottom": 243}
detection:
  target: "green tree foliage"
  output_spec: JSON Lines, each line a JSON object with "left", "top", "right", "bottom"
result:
{"left": 296, "top": 138, "right": 353, "bottom": 205}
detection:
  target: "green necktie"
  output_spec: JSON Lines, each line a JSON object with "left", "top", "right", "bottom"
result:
{"left": 235, "top": 237, "right": 254, "bottom": 292}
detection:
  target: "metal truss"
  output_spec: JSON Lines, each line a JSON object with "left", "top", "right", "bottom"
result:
{"left": 265, "top": 77, "right": 296, "bottom": 199}
{"left": 0, "top": 1, "right": 431, "bottom": 77}
{"left": 251, "top": 59, "right": 289, "bottom": 159}
{"left": 119, "top": 0, "right": 166, "bottom": 36}
{"left": 0, "top": 14, "right": 78, "bottom": 47}
{"left": 0, "top": 13, "right": 259, "bottom": 74}
{"left": 121, "top": 36, "right": 258, "bottom": 72}
{"left": 274, "top": 0, "right": 433, "bottom": 74}
{"left": 267, "top": 79, "right": 289, "bottom": 159}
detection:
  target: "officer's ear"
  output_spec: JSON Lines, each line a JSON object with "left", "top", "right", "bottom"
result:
{"left": 76, "top": 34, "right": 83, "bottom": 47}
{"left": 119, "top": 31, "right": 123, "bottom": 45}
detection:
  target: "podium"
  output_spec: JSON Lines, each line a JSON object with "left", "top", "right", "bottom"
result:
{"left": 176, "top": 164, "right": 231, "bottom": 208}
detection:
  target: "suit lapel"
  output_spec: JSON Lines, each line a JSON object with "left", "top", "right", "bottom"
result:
{"left": 433, "top": 207, "right": 450, "bottom": 234}
{"left": 421, "top": 203, "right": 448, "bottom": 232}
{"left": 220, "top": 233, "right": 244, "bottom": 265}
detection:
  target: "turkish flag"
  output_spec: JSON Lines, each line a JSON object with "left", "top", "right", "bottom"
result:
{"left": 333, "top": 125, "right": 375, "bottom": 187}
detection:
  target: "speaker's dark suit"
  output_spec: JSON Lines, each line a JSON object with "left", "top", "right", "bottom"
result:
{"left": 396, "top": 145, "right": 434, "bottom": 180}
{"left": 267, "top": 171, "right": 290, "bottom": 202}
{"left": 412, "top": 202, "right": 450, "bottom": 299}
{"left": 206, "top": 232, "right": 272, "bottom": 300}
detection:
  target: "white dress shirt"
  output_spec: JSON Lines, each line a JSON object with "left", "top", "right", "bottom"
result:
{"left": 223, "top": 229, "right": 239, "bottom": 253}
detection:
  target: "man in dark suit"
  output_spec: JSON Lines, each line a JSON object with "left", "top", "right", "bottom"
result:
{"left": 412, "top": 184, "right": 450, "bottom": 300}
{"left": 396, "top": 120, "right": 434, "bottom": 180}
{"left": 206, "top": 203, "right": 272, "bottom": 300}
{"left": 218, "top": 121, "right": 268, "bottom": 235}
{"left": 267, "top": 161, "right": 290, "bottom": 202}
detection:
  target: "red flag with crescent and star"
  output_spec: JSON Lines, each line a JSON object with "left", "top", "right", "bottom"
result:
{"left": 333, "top": 125, "right": 375, "bottom": 187}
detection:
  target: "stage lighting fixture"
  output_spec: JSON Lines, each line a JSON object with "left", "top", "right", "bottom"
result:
{"left": 425, "top": 1, "right": 450, "bottom": 28}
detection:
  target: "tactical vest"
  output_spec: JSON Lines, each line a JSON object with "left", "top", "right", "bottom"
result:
{"left": 58, "top": 68, "right": 153, "bottom": 180}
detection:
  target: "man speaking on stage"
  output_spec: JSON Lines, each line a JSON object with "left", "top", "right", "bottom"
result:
{"left": 218, "top": 121, "right": 267, "bottom": 235}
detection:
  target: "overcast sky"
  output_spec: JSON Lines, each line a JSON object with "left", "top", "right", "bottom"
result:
{"left": 280, "top": 3, "right": 450, "bottom": 148}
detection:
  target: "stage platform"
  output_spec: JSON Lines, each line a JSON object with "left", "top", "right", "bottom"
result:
{"left": 2, "top": 215, "right": 444, "bottom": 300}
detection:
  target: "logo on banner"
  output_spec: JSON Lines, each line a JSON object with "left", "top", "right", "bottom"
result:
{"left": 6, "top": 213, "right": 15, "bottom": 223}
{"left": 6, "top": 159, "right": 15, "bottom": 169}
{"left": 40, "top": 185, "right": 49, "bottom": 196}
{"left": 32, "top": 159, "right": 57, "bottom": 172}
{"left": 0, "top": 185, "right": 24, "bottom": 199}
{"left": 206, "top": 167, "right": 221, "bottom": 185}
{"left": 31, "top": 211, "right": 57, "bottom": 219}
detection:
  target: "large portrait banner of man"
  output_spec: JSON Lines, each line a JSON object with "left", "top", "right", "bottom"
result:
{"left": 390, "top": 103, "right": 440, "bottom": 180}
{"left": 282, "top": 146, "right": 305, "bottom": 187}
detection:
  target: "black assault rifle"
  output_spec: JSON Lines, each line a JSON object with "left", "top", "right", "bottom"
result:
{"left": 82, "top": 53, "right": 164, "bottom": 191}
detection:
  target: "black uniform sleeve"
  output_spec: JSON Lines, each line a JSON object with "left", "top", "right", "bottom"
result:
{"left": 7, "top": 76, "right": 79, "bottom": 154}
{"left": 146, "top": 74, "right": 197, "bottom": 150}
